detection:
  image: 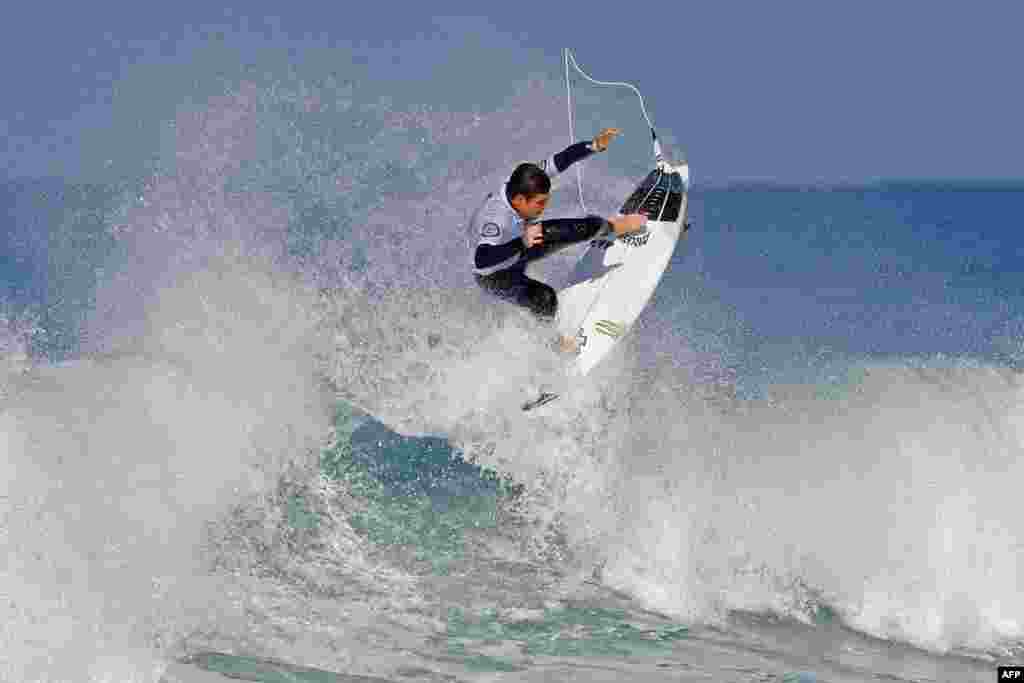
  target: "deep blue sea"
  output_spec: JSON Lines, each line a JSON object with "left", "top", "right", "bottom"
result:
{"left": 1, "top": 46, "right": 1021, "bottom": 683}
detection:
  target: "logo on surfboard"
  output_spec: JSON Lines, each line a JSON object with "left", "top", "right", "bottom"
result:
{"left": 589, "top": 233, "right": 649, "bottom": 250}
{"left": 594, "top": 320, "right": 626, "bottom": 339}
{"left": 620, "top": 231, "right": 651, "bottom": 248}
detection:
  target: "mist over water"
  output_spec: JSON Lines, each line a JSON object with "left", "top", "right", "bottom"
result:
{"left": 0, "top": 20, "right": 1021, "bottom": 681}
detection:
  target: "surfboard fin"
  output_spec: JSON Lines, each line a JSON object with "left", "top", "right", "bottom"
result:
{"left": 522, "top": 392, "right": 560, "bottom": 411}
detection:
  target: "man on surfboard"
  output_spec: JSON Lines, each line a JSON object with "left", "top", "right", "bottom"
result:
{"left": 470, "top": 128, "right": 649, "bottom": 352}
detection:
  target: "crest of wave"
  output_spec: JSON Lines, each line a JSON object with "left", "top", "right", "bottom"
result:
{"left": 0, "top": 81, "right": 420, "bottom": 683}
{"left": 590, "top": 359, "right": 1024, "bottom": 655}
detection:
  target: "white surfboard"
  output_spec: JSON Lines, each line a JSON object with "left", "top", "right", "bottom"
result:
{"left": 522, "top": 160, "right": 690, "bottom": 411}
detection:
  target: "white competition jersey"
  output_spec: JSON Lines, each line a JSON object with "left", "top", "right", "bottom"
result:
{"left": 469, "top": 153, "right": 568, "bottom": 275}
{"left": 468, "top": 183, "right": 526, "bottom": 275}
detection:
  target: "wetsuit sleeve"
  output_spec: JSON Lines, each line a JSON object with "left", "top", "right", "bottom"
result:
{"left": 474, "top": 238, "right": 524, "bottom": 270}
{"left": 540, "top": 215, "right": 610, "bottom": 244}
{"left": 539, "top": 141, "right": 596, "bottom": 178}
{"left": 554, "top": 141, "right": 597, "bottom": 173}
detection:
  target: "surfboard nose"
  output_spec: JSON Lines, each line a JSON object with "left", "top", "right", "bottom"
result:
{"left": 676, "top": 163, "right": 690, "bottom": 188}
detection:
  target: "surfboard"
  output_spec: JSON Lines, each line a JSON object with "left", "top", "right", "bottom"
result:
{"left": 522, "top": 160, "right": 690, "bottom": 411}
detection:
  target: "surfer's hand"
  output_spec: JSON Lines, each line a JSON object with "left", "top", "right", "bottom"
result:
{"left": 591, "top": 127, "right": 621, "bottom": 152}
{"left": 609, "top": 213, "right": 648, "bottom": 236}
{"left": 522, "top": 222, "right": 544, "bottom": 248}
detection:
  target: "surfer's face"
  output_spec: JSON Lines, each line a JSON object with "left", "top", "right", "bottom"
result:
{"left": 511, "top": 193, "right": 550, "bottom": 221}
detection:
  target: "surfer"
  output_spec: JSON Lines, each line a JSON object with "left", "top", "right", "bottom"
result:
{"left": 470, "top": 128, "right": 649, "bottom": 352}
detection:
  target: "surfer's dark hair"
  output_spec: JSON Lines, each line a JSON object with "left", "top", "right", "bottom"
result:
{"left": 506, "top": 163, "right": 551, "bottom": 201}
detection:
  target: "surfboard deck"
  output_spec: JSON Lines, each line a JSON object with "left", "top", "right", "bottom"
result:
{"left": 522, "top": 161, "right": 690, "bottom": 411}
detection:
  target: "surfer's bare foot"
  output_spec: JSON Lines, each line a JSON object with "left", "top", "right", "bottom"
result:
{"left": 558, "top": 335, "right": 580, "bottom": 353}
{"left": 609, "top": 213, "right": 648, "bottom": 236}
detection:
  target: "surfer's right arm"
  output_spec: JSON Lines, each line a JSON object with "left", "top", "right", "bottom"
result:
{"left": 472, "top": 214, "right": 646, "bottom": 270}
{"left": 520, "top": 214, "right": 648, "bottom": 251}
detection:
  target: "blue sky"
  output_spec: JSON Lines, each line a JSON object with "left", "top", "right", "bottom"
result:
{"left": 2, "top": 1, "right": 1022, "bottom": 182}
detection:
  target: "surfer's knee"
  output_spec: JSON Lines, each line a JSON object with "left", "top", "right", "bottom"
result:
{"left": 528, "top": 282, "right": 557, "bottom": 319}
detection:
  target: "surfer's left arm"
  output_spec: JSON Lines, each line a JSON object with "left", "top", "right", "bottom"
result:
{"left": 541, "top": 127, "right": 621, "bottom": 178}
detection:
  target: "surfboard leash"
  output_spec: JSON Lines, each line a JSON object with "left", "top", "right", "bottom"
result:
{"left": 563, "top": 47, "right": 663, "bottom": 217}
{"left": 562, "top": 48, "right": 667, "bottom": 357}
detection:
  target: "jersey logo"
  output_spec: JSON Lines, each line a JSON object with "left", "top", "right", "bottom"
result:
{"left": 594, "top": 320, "right": 626, "bottom": 339}
{"left": 481, "top": 222, "right": 501, "bottom": 238}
